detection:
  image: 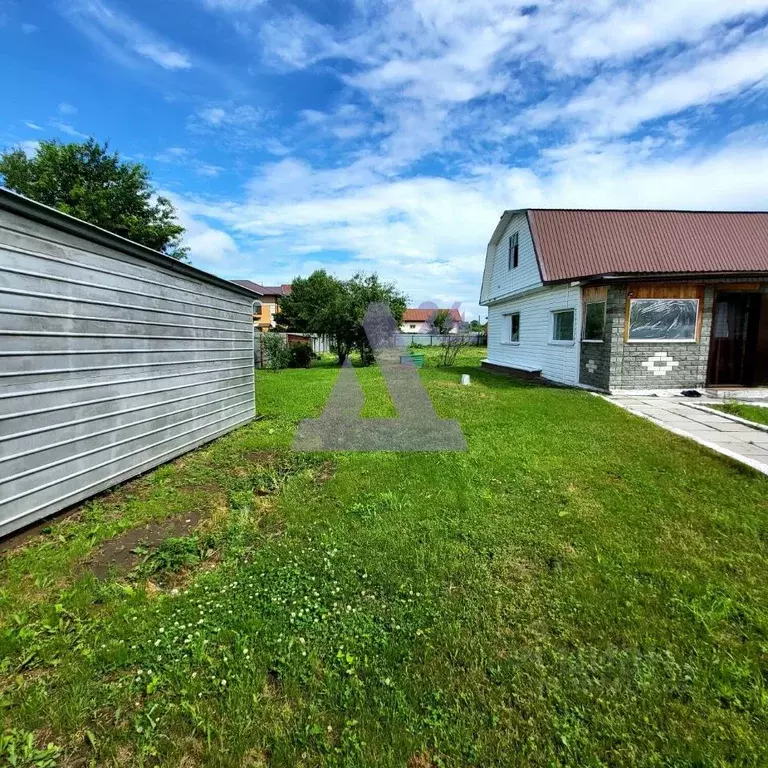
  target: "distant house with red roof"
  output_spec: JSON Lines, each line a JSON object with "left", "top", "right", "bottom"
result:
{"left": 231, "top": 280, "right": 292, "bottom": 329}
{"left": 400, "top": 307, "right": 463, "bottom": 334}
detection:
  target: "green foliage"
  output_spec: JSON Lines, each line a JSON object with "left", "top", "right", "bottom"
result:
{"left": 289, "top": 342, "right": 314, "bottom": 368}
{"left": 0, "top": 730, "right": 60, "bottom": 767}
{"left": 133, "top": 536, "right": 204, "bottom": 578}
{"left": 277, "top": 270, "right": 407, "bottom": 365}
{"left": 261, "top": 332, "right": 291, "bottom": 371}
{"left": 429, "top": 308, "right": 453, "bottom": 334}
{"left": 0, "top": 139, "right": 187, "bottom": 259}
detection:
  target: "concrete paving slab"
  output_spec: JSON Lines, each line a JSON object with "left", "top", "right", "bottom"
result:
{"left": 602, "top": 395, "right": 768, "bottom": 476}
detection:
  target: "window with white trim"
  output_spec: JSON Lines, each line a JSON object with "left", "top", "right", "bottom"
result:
{"left": 508, "top": 232, "right": 519, "bottom": 269}
{"left": 628, "top": 299, "right": 698, "bottom": 341}
{"left": 552, "top": 309, "right": 575, "bottom": 342}
{"left": 507, "top": 312, "right": 520, "bottom": 343}
{"left": 582, "top": 301, "right": 606, "bottom": 341}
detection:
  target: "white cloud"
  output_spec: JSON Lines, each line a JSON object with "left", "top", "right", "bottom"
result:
{"left": 201, "top": 0, "right": 264, "bottom": 9}
{"left": 198, "top": 107, "right": 227, "bottom": 126}
{"left": 100, "top": 0, "right": 768, "bottom": 318}
{"left": 25, "top": 121, "right": 43, "bottom": 130}
{"left": 61, "top": 0, "right": 193, "bottom": 71}
{"left": 133, "top": 42, "right": 192, "bottom": 70}
{"left": 541, "top": 31, "right": 768, "bottom": 137}
{"left": 58, "top": 102, "right": 77, "bottom": 115}
{"left": 165, "top": 191, "right": 240, "bottom": 266}
{"left": 187, "top": 103, "right": 266, "bottom": 150}
{"left": 18, "top": 140, "right": 40, "bottom": 157}
{"left": 171, "top": 129, "right": 768, "bottom": 320}
{"left": 50, "top": 121, "right": 88, "bottom": 138}
{"left": 154, "top": 147, "right": 224, "bottom": 177}
{"left": 21, "top": 22, "right": 38, "bottom": 34}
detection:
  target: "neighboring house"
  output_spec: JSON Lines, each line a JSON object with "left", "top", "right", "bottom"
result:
{"left": 231, "top": 281, "right": 292, "bottom": 329}
{"left": 400, "top": 308, "right": 463, "bottom": 333}
{"left": 480, "top": 209, "right": 768, "bottom": 392}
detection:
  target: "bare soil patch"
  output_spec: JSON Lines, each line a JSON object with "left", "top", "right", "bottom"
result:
{"left": 86, "top": 513, "right": 201, "bottom": 578}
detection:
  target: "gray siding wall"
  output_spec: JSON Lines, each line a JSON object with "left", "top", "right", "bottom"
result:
{"left": 0, "top": 207, "right": 255, "bottom": 537}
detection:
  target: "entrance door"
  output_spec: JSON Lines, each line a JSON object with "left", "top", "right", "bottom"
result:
{"left": 707, "top": 292, "right": 762, "bottom": 386}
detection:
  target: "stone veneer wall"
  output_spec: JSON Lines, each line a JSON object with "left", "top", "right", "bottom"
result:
{"left": 606, "top": 284, "right": 715, "bottom": 391}
{"left": 578, "top": 338, "right": 611, "bottom": 390}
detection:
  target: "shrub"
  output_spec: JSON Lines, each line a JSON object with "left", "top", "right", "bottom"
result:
{"left": 261, "top": 333, "right": 291, "bottom": 371}
{"left": 134, "top": 536, "right": 203, "bottom": 577}
{"left": 290, "top": 342, "right": 314, "bottom": 368}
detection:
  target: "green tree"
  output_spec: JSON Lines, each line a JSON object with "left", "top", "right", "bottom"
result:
{"left": 277, "top": 270, "right": 406, "bottom": 365}
{"left": 429, "top": 308, "right": 453, "bottom": 334}
{"left": 0, "top": 138, "right": 188, "bottom": 259}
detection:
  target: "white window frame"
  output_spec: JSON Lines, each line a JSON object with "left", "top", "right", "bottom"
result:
{"left": 550, "top": 308, "right": 575, "bottom": 345}
{"left": 582, "top": 300, "right": 606, "bottom": 343}
{"left": 626, "top": 298, "right": 699, "bottom": 343}
{"left": 502, "top": 311, "right": 520, "bottom": 345}
{"left": 508, "top": 232, "right": 519, "bottom": 270}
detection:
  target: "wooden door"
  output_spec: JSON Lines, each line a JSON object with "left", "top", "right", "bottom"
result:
{"left": 708, "top": 293, "right": 762, "bottom": 386}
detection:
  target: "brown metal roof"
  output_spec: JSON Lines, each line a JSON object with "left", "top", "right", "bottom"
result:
{"left": 403, "top": 308, "right": 463, "bottom": 323}
{"left": 525, "top": 209, "right": 768, "bottom": 283}
{"left": 231, "top": 280, "right": 291, "bottom": 296}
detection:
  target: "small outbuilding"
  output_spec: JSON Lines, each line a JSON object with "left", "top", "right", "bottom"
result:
{"left": 0, "top": 189, "right": 261, "bottom": 538}
{"left": 480, "top": 209, "right": 768, "bottom": 393}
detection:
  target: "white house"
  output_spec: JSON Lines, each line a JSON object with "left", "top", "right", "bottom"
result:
{"left": 480, "top": 209, "right": 768, "bottom": 392}
{"left": 400, "top": 308, "right": 463, "bottom": 334}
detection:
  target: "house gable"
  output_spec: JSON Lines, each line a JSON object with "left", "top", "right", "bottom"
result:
{"left": 480, "top": 210, "right": 543, "bottom": 305}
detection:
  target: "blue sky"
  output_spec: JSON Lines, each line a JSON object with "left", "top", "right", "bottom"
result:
{"left": 3, "top": 0, "right": 768, "bottom": 320}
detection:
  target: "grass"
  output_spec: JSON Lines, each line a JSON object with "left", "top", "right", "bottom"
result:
{"left": 709, "top": 402, "right": 768, "bottom": 428}
{"left": 2, "top": 347, "right": 768, "bottom": 766}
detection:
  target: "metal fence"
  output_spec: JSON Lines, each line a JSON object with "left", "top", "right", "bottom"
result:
{"left": 394, "top": 332, "right": 487, "bottom": 347}
{"left": 0, "top": 189, "right": 256, "bottom": 538}
{"left": 254, "top": 331, "right": 486, "bottom": 366}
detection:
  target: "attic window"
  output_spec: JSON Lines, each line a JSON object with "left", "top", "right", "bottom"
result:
{"left": 508, "top": 232, "right": 519, "bottom": 269}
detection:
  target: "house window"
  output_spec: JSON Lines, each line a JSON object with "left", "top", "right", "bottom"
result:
{"left": 409, "top": 324, "right": 416, "bottom": 330}
{"left": 508, "top": 232, "right": 519, "bottom": 269}
{"left": 628, "top": 299, "right": 698, "bottom": 341}
{"left": 583, "top": 301, "right": 606, "bottom": 341}
{"left": 507, "top": 312, "right": 520, "bottom": 343}
{"left": 552, "top": 309, "right": 575, "bottom": 342}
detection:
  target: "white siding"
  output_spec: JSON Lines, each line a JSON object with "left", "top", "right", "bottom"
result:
{"left": 483, "top": 212, "right": 542, "bottom": 304}
{"left": 400, "top": 321, "right": 429, "bottom": 333}
{"left": 485, "top": 284, "right": 581, "bottom": 385}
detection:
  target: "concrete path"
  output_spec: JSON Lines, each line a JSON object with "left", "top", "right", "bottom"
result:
{"left": 604, "top": 396, "right": 768, "bottom": 476}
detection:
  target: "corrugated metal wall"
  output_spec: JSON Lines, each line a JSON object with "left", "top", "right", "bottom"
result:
{"left": 0, "top": 192, "right": 256, "bottom": 538}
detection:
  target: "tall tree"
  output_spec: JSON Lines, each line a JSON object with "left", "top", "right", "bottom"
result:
{"left": 277, "top": 270, "right": 406, "bottom": 365}
{"left": 429, "top": 308, "right": 453, "bottom": 334}
{"left": 0, "top": 138, "right": 188, "bottom": 259}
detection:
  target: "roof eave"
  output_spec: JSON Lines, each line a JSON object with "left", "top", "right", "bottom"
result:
{"left": 544, "top": 270, "right": 768, "bottom": 285}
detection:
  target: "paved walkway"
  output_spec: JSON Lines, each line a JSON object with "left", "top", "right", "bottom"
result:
{"left": 604, "top": 396, "right": 768, "bottom": 476}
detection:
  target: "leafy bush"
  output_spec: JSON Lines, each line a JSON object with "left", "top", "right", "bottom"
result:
{"left": 134, "top": 536, "right": 203, "bottom": 577}
{"left": 289, "top": 342, "right": 314, "bottom": 368}
{"left": 0, "top": 729, "right": 60, "bottom": 767}
{"left": 261, "top": 333, "right": 291, "bottom": 371}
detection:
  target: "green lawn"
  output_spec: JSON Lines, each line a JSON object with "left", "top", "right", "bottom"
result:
{"left": 710, "top": 402, "right": 768, "bottom": 428}
{"left": 2, "top": 348, "right": 768, "bottom": 767}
